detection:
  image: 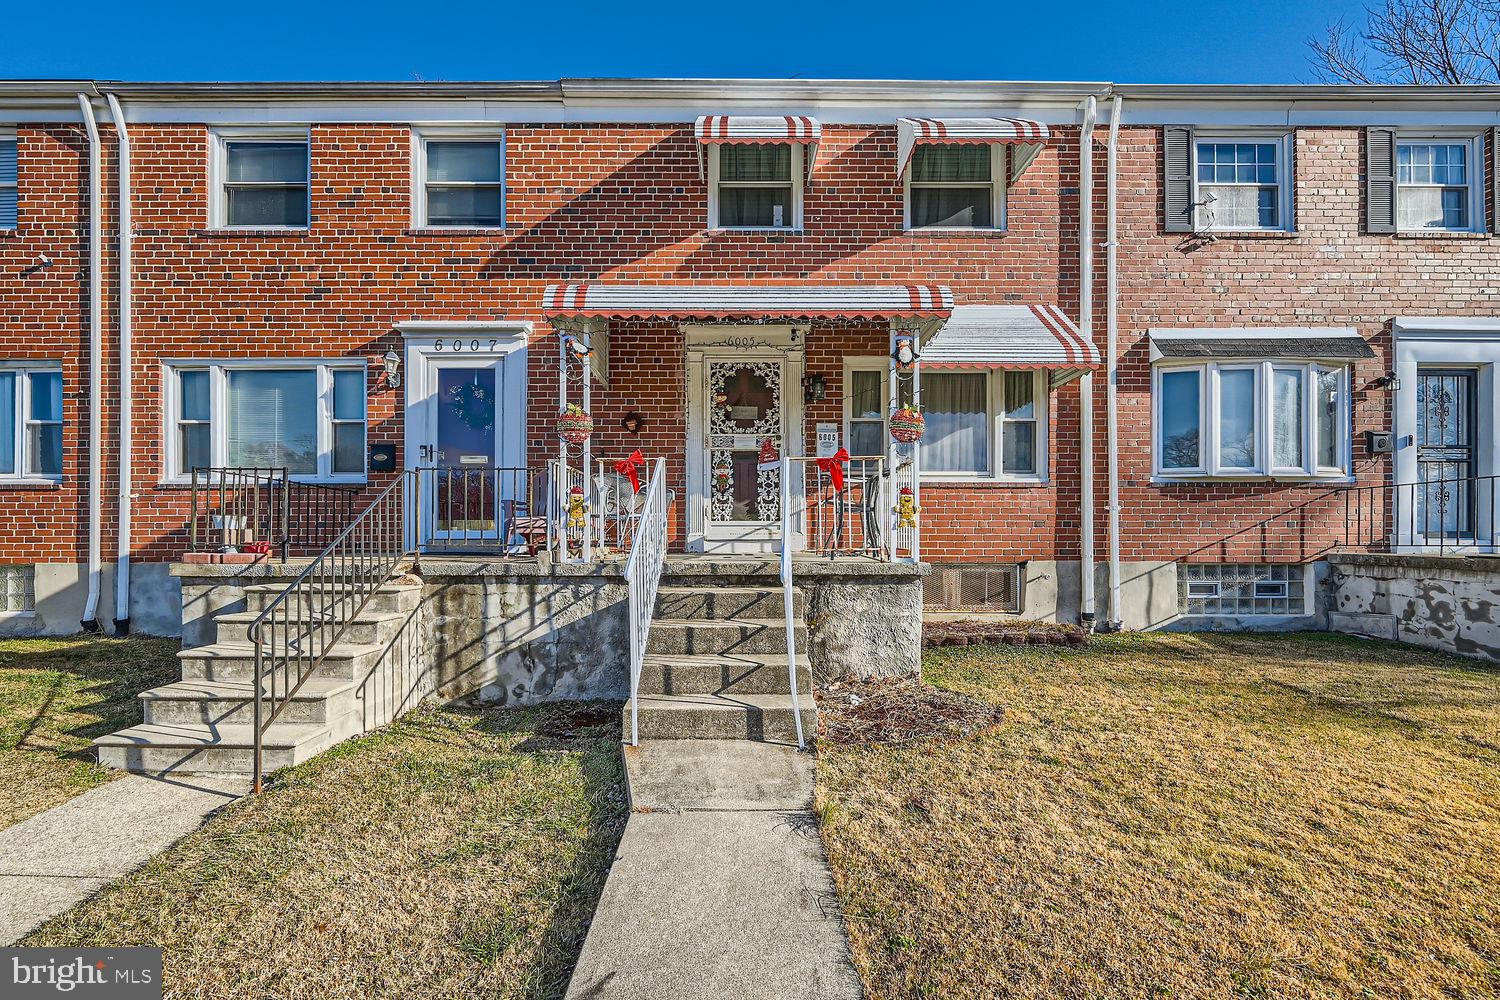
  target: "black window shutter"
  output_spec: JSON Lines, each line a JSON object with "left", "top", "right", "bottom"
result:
{"left": 1163, "top": 127, "right": 1193, "bottom": 233}
{"left": 1490, "top": 127, "right": 1499, "bottom": 233}
{"left": 1366, "top": 127, "right": 1397, "bottom": 234}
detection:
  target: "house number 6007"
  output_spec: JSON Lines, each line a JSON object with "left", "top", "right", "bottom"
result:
{"left": 432, "top": 339, "right": 499, "bottom": 352}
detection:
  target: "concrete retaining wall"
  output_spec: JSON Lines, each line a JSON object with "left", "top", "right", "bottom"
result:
{"left": 1328, "top": 553, "right": 1500, "bottom": 662}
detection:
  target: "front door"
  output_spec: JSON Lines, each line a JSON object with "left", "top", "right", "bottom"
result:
{"left": 420, "top": 357, "right": 517, "bottom": 550}
{"left": 703, "top": 357, "right": 786, "bottom": 550}
{"left": 1416, "top": 367, "right": 1478, "bottom": 540}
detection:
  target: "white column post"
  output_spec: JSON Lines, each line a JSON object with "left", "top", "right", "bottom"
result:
{"left": 581, "top": 346, "right": 594, "bottom": 561}
{"left": 556, "top": 331, "right": 569, "bottom": 560}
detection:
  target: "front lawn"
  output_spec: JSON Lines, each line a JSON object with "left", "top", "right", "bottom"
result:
{"left": 816, "top": 632, "right": 1500, "bottom": 1000}
{"left": 0, "top": 636, "right": 180, "bottom": 830}
{"left": 24, "top": 702, "right": 627, "bottom": 1000}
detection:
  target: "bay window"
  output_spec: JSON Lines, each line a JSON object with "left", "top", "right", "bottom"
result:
{"left": 1154, "top": 361, "right": 1349, "bottom": 479}
{"left": 167, "top": 362, "right": 367, "bottom": 482}
{"left": 0, "top": 367, "right": 63, "bottom": 481}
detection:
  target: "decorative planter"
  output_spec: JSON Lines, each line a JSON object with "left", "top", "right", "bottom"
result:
{"left": 890, "top": 407, "right": 925, "bottom": 444}
{"left": 557, "top": 404, "right": 594, "bottom": 444}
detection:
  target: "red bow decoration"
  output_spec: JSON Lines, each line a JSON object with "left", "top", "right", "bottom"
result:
{"left": 816, "top": 448, "right": 851, "bottom": 491}
{"left": 614, "top": 449, "right": 646, "bottom": 494}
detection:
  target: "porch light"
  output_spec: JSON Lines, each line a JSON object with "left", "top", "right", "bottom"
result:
{"left": 621, "top": 410, "right": 645, "bottom": 434}
{"left": 893, "top": 335, "right": 917, "bottom": 368}
{"left": 802, "top": 374, "right": 827, "bottom": 403}
{"left": 382, "top": 349, "right": 402, "bottom": 389}
{"left": 1372, "top": 371, "right": 1401, "bottom": 392}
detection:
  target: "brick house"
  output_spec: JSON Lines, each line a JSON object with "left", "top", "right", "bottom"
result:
{"left": 0, "top": 77, "right": 1495, "bottom": 648}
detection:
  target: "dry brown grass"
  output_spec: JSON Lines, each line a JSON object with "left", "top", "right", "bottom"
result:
{"left": 815, "top": 632, "right": 1500, "bottom": 1000}
{"left": 24, "top": 701, "right": 627, "bottom": 1000}
{"left": 0, "top": 636, "right": 180, "bottom": 829}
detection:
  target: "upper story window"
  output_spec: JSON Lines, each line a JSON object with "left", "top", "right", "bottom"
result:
{"left": 416, "top": 134, "right": 505, "bottom": 228}
{"left": 1193, "top": 136, "right": 1291, "bottom": 232}
{"left": 212, "top": 132, "right": 309, "bottom": 229}
{"left": 166, "top": 362, "right": 366, "bottom": 482}
{"left": 1397, "top": 140, "right": 1475, "bottom": 231}
{"left": 905, "top": 144, "right": 1004, "bottom": 230}
{"left": 0, "top": 366, "right": 63, "bottom": 481}
{"left": 708, "top": 143, "right": 802, "bottom": 230}
{"left": 0, "top": 132, "right": 16, "bottom": 230}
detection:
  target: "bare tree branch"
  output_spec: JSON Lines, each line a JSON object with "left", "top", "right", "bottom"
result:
{"left": 1309, "top": 0, "right": 1500, "bottom": 84}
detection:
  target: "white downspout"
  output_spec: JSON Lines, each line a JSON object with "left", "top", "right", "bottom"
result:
{"left": 76, "top": 94, "right": 103, "bottom": 632}
{"left": 1105, "top": 95, "right": 1124, "bottom": 630}
{"left": 1077, "top": 96, "right": 1098, "bottom": 628}
{"left": 106, "top": 93, "right": 133, "bottom": 634}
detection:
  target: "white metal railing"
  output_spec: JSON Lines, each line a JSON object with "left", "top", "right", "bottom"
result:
{"left": 547, "top": 459, "right": 591, "bottom": 561}
{"left": 778, "top": 457, "right": 807, "bottom": 750}
{"left": 624, "top": 459, "right": 669, "bottom": 745}
{"left": 891, "top": 455, "right": 919, "bottom": 561}
{"left": 594, "top": 456, "right": 649, "bottom": 555}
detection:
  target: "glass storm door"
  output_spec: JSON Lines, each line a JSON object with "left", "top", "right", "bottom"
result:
{"left": 423, "top": 358, "right": 510, "bottom": 548}
{"left": 1416, "top": 368, "right": 1477, "bottom": 539}
{"left": 706, "top": 359, "right": 783, "bottom": 531}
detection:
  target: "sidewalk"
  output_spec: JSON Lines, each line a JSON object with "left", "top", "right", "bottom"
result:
{"left": 565, "top": 741, "right": 863, "bottom": 1000}
{"left": 0, "top": 773, "right": 246, "bottom": 944}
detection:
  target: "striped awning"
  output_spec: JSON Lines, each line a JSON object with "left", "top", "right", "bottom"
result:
{"left": 694, "top": 115, "right": 823, "bottom": 178}
{"left": 920, "top": 305, "right": 1099, "bottom": 376}
{"left": 895, "top": 117, "right": 1051, "bottom": 181}
{"left": 543, "top": 283, "right": 953, "bottom": 320}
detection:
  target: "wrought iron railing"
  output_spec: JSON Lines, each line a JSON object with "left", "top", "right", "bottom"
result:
{"left": 1336, "top": 472, "right": 1500, "bottom": 554}
{"left": 777, "top": 456, "right": 807, "bottom": 750}
{"left": 411, "top": 466, "right": 549, "bottom": 555}
{"left": 624, "top": 459, "right": 668, "bottom": 746}
{"left": 188, "top": 466, "right": 362, "bottom": 558}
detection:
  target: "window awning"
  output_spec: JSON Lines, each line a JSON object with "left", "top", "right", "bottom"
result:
{"left": 694, "top": 115, "right": 823, "bottom": 179}
{"left": 920, "top": 305, "right": 1099, "bottom": 382}
{"left": 543, "top": 283, "right": 953, "bottom": 320}
{"left": 895, "top": 117, "right": 1050, "bottom": 181}
{"left": 1148, "top": 328, "right": 1376, "bottom": 362}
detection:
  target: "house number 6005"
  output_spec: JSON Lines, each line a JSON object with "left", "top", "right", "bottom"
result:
{"left": 432, "top": 339, "right": 500, "bottom": 352}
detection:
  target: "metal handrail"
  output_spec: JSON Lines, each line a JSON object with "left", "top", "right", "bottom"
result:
{"left": 1335, "top": 471, "right": 1500, "bottom": 554}
{"left": 245, "top": 471, "right": 412, "bottom": 792}
{"left": 624, "top": 459, "right": 669, "bottom": 745}
{"left": 411, "top": 465, "right": 546, "bottom": 555}
{"left": 778, "top": 457, "right": 806, "bottom": 750}
{"left": 189, "top": 466, "right": 289, "bottom": 558}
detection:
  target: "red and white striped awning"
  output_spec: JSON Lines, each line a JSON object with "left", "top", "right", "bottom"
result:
{"left": 895, "top": 117, "right": 1051, "bottom": 181}
{"left": 920, "top": 305, "right": 1099, "bottom": 377}
{"left": 694, "top": 115, "right": 823, "bottom": 178}
{"left": 543, "top": 283, "right": 953, "bottom": 320}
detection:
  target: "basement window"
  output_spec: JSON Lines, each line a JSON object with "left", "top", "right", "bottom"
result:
{"left": 1179, "top": 563, "right": 1308, "bottom": 616}
{"left": 923, "top": 563, "right": 1023, "bottom": 614}
{"left": 0, "top": 564, "right": 35, "bottom": 613}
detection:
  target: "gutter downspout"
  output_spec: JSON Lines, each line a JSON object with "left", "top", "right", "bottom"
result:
{"left": 106, "top": 93, "right": 132, "bottom": 635}
{"left": 1105, "top": 95, "right": 1124, "bottom": 630}
{"left": 1077, "top": 96, "right": 1098, "bottom": 629}
{"left": 76, "top": 94, "right": 103, "bottom": 633}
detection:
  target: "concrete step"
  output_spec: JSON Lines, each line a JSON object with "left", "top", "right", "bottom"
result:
{"left": 139, "top": 677, "right": 359, "bottom": 727}
{"left": 242, "top": 581, "right": 422, "bottom": 617}
{"left": 94, "top": 721, "right": 334, "bottom": 776}
{"left": 654, "top": 586, "right": 805, "bottom": 621}
{"left": 635, "top": 654, "right": 812, "bottom": 696}
{"left": 177, "top": 641, "right": 386, "bottom": 682}
{"left": 626, "top": 693, "right": 815, "bottom": 743}
{"left": 646, "top": 619, "right": 807, "bottom": 657}
{"left": 212, "top": 607, "right": 416, "bottom": 649}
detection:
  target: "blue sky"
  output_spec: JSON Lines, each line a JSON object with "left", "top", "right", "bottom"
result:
{"left": 13, "top": 0, "right": 1369, "bottom": 84}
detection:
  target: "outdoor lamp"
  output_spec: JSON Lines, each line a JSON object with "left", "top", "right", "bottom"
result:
{"left": 621, "top": 410, "right": 645, "bottom": 434}
{"left": 1374, "top": 371, "right": 1401, "bottom": 392}
{"left": 803, "top": 374, "right": 827, "bottom": 403}
{"left": 382, "top": 349, "right": 402, "bottom": 389}
{"left": 893, "top": 335, "right": 917, "bottom": 368}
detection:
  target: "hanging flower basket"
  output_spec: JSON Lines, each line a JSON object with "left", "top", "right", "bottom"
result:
{"left": 556, "top": 404, "right": 594, "bottom": 444}
{"left": 890, "top": 406, "right": 926, "bottom": 444}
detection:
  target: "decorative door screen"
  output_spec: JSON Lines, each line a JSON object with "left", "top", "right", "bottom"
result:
{"left": 707, "top": 360, "right": 782, "bottom": 523}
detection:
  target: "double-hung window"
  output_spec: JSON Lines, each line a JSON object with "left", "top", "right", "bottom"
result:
{"left": 1193, "top": 135, "right": 1291, "bottom": 231}
{"left": 167, "top": 362, "right": 367, "bottom": 482}
{"left": 1154, "top": 361, "right": 1350, "bottom": 479}
{"left": 905, "top": 144, "right": 1003, "bottom": 230}
{"left": 0, "top": 366, "right": 63, "bottom": 481}
{"left": 709, "top": 143, "right": 801, "bottom": 229}
{"left": 416, "top": 134, "right": 505, "bottom": 228}
{"left": 0, "top": 131, "right": 16, "bottom": 230}
{"left": 1397, "top": 138, "right": 1480, "bottom": 232}
{"left": 212, "top": 132, "right": 309, "bottom": 229}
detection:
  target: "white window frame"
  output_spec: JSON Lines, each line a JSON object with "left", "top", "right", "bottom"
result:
{"left": 0, "top": 127, "right": 16, "bottom": 231}
{"left": 411, "top": 127, "right": 507, "bottom": 230}
{"left": 1152, "top": 360, "right": 1351, "bottom": 481}
{"left": 707, "top": 142, "right": 804, "bottom": 231}
{"left": 1190, "top": 132, "right": 1294, "bottom": 233}
{"left": 0, "top": 363, "right": 64, "bottom": 485}
{"left": 208, "top": 128, "right": 311, "bottom": 231}
{"left": 1395, "top": 132, "right": 1485, "bottom": 234}
{"left": 162, "top": 359, "right": 368, "bottom": 485}
{"left": 903, "top": 143, "right": 1007, "bottom": 232}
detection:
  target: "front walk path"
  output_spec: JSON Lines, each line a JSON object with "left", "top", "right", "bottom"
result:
{"left": 0, "top": 774, "right": 247, "bottom": 944}
{"left": 565, "top": 740, "right": 864, "bottom": 1000}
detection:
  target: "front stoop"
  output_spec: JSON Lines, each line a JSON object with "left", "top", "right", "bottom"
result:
{"left": 95, "top": 581, "right": 424, "bottom": 778}
{"left": 626, "top": 585, "right": 816, "bottom": 742}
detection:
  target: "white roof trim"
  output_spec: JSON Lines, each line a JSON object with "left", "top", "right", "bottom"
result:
{"left": 1395, "top": 316, "right": 1500, "bottom": 338}
{"left": 396, "top": 320, "right": 530, "bottom": 338}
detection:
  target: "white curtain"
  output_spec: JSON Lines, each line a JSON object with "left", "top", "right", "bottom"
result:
{"left": 923, "top": 373, "right": 987, "bottom": 474}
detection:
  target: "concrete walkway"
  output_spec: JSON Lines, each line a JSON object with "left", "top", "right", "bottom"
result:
{"left": 565, "top": 741, "right": 864, "bottom": 1000}
{"left": 0, "top": 774, "right": 247, "bottom": 944}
